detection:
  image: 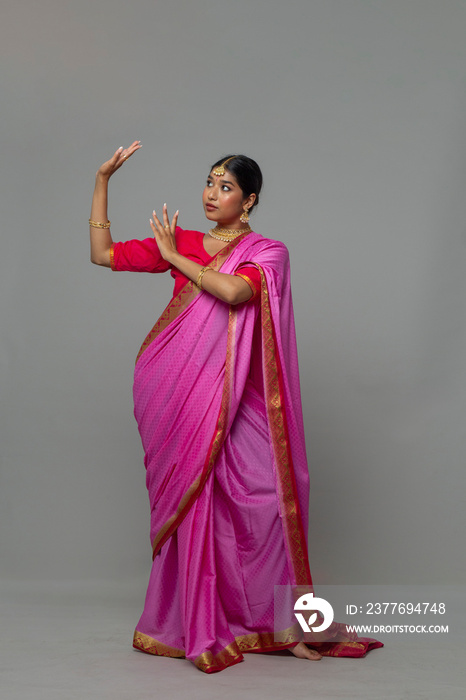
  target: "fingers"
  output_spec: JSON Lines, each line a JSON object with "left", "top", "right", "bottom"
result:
{"left": 115, "top": 140, "right": 142, "bottom": 165}
{"left": 152, "top": 209, "right": 162, "bottom": 232}
{"left": 149, "top": 212, "right": 164, "bottom": 242}
{"left": 111, "top": 146, "right": 124, "bottom": 163}
{"left": 150, "top": 206, "right": 179, "bottom": 236}
{"left": 123, "top": 140, "right": 142, "bottom": 160}
{"left": 149, "top": 215, "right": 157, "bottom": 237}
{"left": 162, "top": 204, "right": 179, "bottom": 233}
{"left": 150, "top": 209, "right": 165, "bottom": 242}
{"left": 162, "top": 203, "right": 170, "bottom": 229}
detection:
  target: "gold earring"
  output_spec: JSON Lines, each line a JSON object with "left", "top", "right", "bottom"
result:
{"left": 239, "top": 208, "right": 250, "bottom": 224}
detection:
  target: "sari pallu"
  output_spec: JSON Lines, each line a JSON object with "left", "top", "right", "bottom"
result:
{"left": 132, "top": 232, "right": 383, "bottom": 673}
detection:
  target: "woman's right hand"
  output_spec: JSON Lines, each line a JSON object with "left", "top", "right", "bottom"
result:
{"left": 96, "top": 140, "right": 142, "bottom": 181}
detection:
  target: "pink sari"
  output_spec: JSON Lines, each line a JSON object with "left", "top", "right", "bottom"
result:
{"left": 131, "top": 231, "right": 383, "bottom": 673}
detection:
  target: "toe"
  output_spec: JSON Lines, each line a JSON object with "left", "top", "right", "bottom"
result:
{"left": 307, "top": 648, "right": 323, "bottom": 660}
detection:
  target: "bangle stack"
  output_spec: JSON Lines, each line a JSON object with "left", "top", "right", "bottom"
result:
{"left": 196, "top": 266, "right": 211, "bottom": 289}
{"left": 89, "top": 219, "right": 111, "bottom": 228}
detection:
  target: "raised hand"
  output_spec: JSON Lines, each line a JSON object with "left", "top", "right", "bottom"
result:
{"left": 150, "top": 203, "right": 179, "bottom": 262}
{"left": 96, "top": 140, "right": 142, "bottom": 181}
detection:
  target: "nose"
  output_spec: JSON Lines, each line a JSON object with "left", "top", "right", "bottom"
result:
{"left": 208, "top": 183, "right": 218, "bottom": 200}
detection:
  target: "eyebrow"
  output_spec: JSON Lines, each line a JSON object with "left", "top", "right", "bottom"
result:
{"left": 207, "top": 175, "right": 236, "bottom": 186}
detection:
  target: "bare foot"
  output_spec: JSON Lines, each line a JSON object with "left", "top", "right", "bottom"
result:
{"left": 288, "top": 641, "right": 322, "bottom": 660}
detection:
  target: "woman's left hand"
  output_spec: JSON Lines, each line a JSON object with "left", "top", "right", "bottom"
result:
{"left": 150, "top": 203, "right": 179, "bottom": 262}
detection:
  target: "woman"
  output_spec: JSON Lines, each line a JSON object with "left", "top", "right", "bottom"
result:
{"left": 89, "top": 142, "right": 383, "bottom": 674}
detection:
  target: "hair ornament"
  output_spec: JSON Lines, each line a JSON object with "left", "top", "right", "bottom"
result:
{"left": 212, "top": 156, "right": 236, "bottom": 177}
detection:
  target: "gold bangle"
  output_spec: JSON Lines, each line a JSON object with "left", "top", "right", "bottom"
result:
{"left": 89, "top": 218, "right": 111, "bottom": 228}
{"left": 196, "top": 266, "right": 211, "bottom": 289}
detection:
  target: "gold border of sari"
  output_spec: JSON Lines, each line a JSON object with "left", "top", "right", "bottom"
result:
{"left": 133, "top": 620, "right": 378, "bottom": 672}
{"left": 133, "top": 621, "right": 303, "bottom": 673}
{"left": 135, "top": 232, "right": 250, "bottom": 364}
{"left": 239, "top": 261, "right": 313, "bottom": 587}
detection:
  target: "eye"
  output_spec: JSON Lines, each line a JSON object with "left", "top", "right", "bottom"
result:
{"left": 222, "top": 185, "right": 230, "bottom": 191}
{"left": 206, "top": 180, "right": 213, "bottom": 187}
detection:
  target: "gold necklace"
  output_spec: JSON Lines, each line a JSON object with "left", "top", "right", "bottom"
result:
{"left": 208, "top": 225, "right": 252, "bottom": 242}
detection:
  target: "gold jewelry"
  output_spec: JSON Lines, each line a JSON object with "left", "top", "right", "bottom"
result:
{"left": 164, "top": 225, "right": 170, "bottom": 230}
{"left": 212, "top": 156, "right": 236, "bottom": 177}
{"left": 208, "top": 225, "right": 251, "bottom": 242}
{"left": 89, "top": 219, "right": 111, "bottom": 228}
{"left": 239, "top": 208, "right": 250, "bottom": 224}
{"left": 196, "top": 266, "right": 211, "bottom": 289}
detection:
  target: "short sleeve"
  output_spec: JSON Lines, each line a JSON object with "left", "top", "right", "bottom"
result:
{"left": 110, "top": 237, "right": 171, "bottom": 273}
{"left": 234, "top": 264, "right": 261, "bottom": 302}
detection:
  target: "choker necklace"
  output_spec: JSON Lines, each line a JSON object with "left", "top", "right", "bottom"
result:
{"left": 208, "top": 225, "right": 252, "bottom": 242}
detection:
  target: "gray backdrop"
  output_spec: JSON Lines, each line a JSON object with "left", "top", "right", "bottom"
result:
{"left": 1, "top": 0, "right": 465, "bottom": 587}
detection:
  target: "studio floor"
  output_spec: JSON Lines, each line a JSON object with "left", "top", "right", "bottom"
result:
{"left": 1, "top": 579, "right": 464, "bottom": 700}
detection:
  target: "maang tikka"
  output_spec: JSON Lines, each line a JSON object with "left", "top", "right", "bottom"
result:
{"left": 212, "top": 156, "right": 236, "bottom": 177}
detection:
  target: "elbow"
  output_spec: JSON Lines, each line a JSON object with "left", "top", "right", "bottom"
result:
{"left": 226, "top": 283, "right": 252, "bottom": 306}
{"left": 209, "top": 277, "right": 252, "bottom": 305}
{"left": 90, "top": 251, "right": 111, "bottom": 267}
{"left": 222, "top": 282, "right": 241, "bottom": 305}
{"left": 229, "top": 292, "right": 244, "bottom": 305}
{"left": 91, "top": 256, "right": 107, "bottom": 267}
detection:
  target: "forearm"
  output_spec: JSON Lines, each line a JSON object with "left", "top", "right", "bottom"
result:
{"left": 89, "top": 175, "right": 113, "bottom": 266}
{"left": 169, "top": 251, "right": 252, "bottom": 305}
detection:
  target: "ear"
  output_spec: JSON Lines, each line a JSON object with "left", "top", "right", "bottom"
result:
{"left": 243, "top": 192, "right": 256, "bottom": 210}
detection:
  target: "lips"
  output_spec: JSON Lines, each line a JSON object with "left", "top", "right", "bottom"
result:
{"left": 205, "top": 204, "right": 217, "bottom": 210}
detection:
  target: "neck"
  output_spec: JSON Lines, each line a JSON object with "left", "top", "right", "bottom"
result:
{"left": 213, "top": 223, "right": 248, "bottom": 230}
{"left": 214, "top": 220, "right": 243, "bottom": 230}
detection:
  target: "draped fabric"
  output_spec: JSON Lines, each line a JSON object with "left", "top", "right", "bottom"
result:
{"left": 130, "top": 230, "right": 383, "bottom": 673}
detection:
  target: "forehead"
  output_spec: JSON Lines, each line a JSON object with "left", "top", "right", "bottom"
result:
{"left": 207, "top": 169, "right": 239, "bottom": 186}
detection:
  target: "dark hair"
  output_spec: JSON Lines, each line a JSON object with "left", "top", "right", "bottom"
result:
{"left": 209, "top": 154, "right": 263, "bottom": 212}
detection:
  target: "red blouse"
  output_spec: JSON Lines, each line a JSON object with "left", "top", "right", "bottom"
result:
{"left": 109, "top": 227, "right": 261, "bottom": 301}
